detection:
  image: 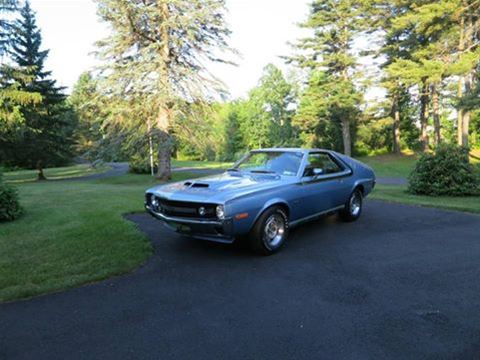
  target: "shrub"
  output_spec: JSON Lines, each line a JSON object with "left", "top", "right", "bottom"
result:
{"left": 0, "top": 175, "right": 23, "bottom": 221}
{"left": 129, "top": 154, "right": 157, "bottom": 174}
{"left": 408, "top": 143, "right": 480, "bottom": 196}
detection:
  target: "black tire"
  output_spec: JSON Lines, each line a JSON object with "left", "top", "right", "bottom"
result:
{"left": 340, "top": 189, "right": 363, "bottom": 222}
{"left": 250, "top": 206, "right": 289, "bottom": 255}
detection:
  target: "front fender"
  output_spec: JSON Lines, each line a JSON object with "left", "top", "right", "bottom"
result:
{"left": 252, "top": 198, "right": 290, "bottom": 225}
{"left": 227, "top": 195, "right": 291, "bottom": 236}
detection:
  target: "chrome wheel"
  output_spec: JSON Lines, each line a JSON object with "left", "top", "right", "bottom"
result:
{"left": 350, "top": 192, "right": 362, "bottom": 217}
{"left": 263, "top": 213, "right": 285, "bottom": 248}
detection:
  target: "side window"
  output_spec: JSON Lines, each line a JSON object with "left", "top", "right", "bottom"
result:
{"left": 303, "top": 153, "right": 342, "bottom": 177}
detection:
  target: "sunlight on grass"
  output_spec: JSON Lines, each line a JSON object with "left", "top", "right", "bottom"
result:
{"left": 4, "top": 164, "right": 111, "bottom": 184}
{"left": 358, "top": 154, "right": 418, "bottom": 178}
{"left": 371, "top": 184, "right": 480, "bottom": 214}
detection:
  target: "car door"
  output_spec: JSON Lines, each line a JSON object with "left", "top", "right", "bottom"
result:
{"left": 298, "top": 152, "right": 352, "bottom": 215}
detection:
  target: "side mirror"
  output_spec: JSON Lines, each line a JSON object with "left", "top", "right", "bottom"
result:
{"left": 303, "top": 166, "right": 323, "bottom": 177}
{"left": 313, "top": 168, "right": 323, "bottom": 176}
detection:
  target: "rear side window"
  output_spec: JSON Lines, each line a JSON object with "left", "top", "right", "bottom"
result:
{"left": 304, "top": 153, "right": 342, "bottom": 176}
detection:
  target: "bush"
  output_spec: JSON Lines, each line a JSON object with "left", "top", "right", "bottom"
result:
{"left": 0, "top": 176, "right": 23, "bottom": 221}
{"left": 408, "top": 143, "right": 480, "bottom": 196}
{"left": 128, "top": 154, "right": 157, "bottom": 174}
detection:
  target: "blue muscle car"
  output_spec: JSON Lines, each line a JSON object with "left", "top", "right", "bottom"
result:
{"left": 145, "top": 148, "right": 375, "bottom": 255}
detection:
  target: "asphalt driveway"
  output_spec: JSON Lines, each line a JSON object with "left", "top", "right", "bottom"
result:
{"left": 1, "top": 200, "right": 480, "bottom": 359}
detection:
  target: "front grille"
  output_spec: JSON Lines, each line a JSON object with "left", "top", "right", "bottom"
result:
{"left": 147, "top": 194, "right": 217, "bottom": 219}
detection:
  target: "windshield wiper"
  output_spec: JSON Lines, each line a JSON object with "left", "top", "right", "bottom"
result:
{"left": 226, "top": 168, "right": 240, "bottom": 172}
{"left": 250, "top": 170, "right": 276, "bottom": 174}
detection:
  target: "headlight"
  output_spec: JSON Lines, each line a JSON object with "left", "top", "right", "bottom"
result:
{"left": 216, "top": 205, "right": 225, "bottom": 220}
{"left": 151, "top": 195, "right": 159, "bottom": 207}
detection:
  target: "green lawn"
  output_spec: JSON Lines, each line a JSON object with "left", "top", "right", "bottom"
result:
{"left": 371, "top": 184, "right": 480, "bottom": 214}
{"left": 3, "top": 164, "right": 111, "bottom": 184}
{"left": 358, "top": 149, "right": 480, "bottom": 178}
{"left": 358, "top": 154, "right": 417, "bottom": 178}
{"left": 0, "top": 171, "right": 198, "bottom": 303}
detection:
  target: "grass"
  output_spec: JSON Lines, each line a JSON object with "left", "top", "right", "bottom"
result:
{"left": 0, "top": 171, "right": 200, "bottom": 303}
{"left": 358, "top": 149, "right": 480, "bottom": 178}
{"left": 371, "top": 184, "right": 480, "bottom": 214}
{"left": 358, "top": 154, "right": 417, "bottom": 178}
{"left": 3, "top": 164, "right": 111, "bottom": 184}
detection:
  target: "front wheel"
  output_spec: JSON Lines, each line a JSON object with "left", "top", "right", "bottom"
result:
{"left": 250, "top": 206, "right": 289, "bottom": 255}
{"left": 340, "top": 189, "right": 363, "bottom": 222}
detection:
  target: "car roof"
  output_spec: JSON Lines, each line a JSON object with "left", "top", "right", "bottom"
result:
{"left": 251, "top": 148, "right": 333, "bottom": 154}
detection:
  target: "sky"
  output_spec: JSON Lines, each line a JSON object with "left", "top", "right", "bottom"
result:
{"left": 29, "top": 0, "right": 311, "bottom": 98}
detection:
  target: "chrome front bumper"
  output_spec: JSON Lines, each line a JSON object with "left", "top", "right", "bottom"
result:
{"left": 145, "top": 205, "right": 235, "bottom": 243}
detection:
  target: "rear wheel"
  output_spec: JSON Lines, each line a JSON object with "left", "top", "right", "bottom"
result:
{"left": 250, "top": 206, "right": 289, "bottom": 255}
{"left": 340, "top": 189, "right": 363, "bottom": 222}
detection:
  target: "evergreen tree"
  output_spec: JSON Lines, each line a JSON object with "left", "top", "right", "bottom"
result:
{"left": 69, "top": 72, "right": 105, "bottom": 160}
{"left": 0, "top": 0, "right": 17, "bottom": 55}
{"left": 291, "top": 0, "right": 369, "bottom": 156}
{"left": 381, "top": 0, "right": 480, "bottom": 149}
{"left": 1, "top": 1, "right": 74, "bottom": 178}
{"left": 95, "top": 0, "right": 234, "bottom": 180}
{"left": 0, "top": 0, "right": 41, "bottom": 154}
{"left": 294, "top": 70, "right": 357, "bottom": 151}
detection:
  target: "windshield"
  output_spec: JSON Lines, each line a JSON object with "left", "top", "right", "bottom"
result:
{"left": 233, "top": 151, "right": 303, "bottom": 176}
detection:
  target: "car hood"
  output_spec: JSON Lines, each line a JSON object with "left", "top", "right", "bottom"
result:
{"left": 146, "top": 171, "right": 293, "bottom": 204}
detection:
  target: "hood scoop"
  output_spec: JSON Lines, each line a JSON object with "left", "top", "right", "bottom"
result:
{"left": 184, "top": 181, "right": 209, "bottom": 188}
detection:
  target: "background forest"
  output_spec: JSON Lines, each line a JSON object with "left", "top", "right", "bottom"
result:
{"left": 1, "top": 0, "right": 479, "bottom": 178}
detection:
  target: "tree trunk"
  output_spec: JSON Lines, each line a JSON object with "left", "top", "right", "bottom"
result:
{"left": 37, "top": 160, "right": 46, "bottom": 181}
{"left": 457, "top": 76, "right": 465, "bottom": 146}
{"left": 341, "top": 118, "right": 351, "bottom": 157}
{"left": 419, "top": 81, "right": 429, "bottom": 152}
{"left": 340, "top": 66, "right": 352, "bottom": 157}
{"left": 457, "top": 12, "right": 465, "bottom": 146}
{"left": 156, "top": 107, "right": 172, "bottom": 180}
{"left": 147, "top": 119, "right": 155, "bottom": 177}
{"left": 459, "top": 9, "right": 474, "bottom": 148}
{"left": 431, "top": 83, "right": 441, "bottom": 146}
{"left": 155, "top": 0, "right": 172, "bottom": 180}
{"left": 462, "top": 73, "right": 472, "bottom": 147}
{"left": 392, "top": 93, "right": 401, "bottom": 154}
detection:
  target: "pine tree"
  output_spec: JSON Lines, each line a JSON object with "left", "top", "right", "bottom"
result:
{"left": 452, "top": 0, "right": 480, "bottom": 147}
{"left": 381, "top": 0, "right": 480, "bottom": 149}
{"left": 0, "top": 0, "right": 17, "bottom": 55}
{"left": 95, "top": 0, "right": 234, "bottom": 180}
{"left": 294, "top": 70, "right": 358, "bottom": 152}
{"left": 291, "top": 0, "right": 369, "bottom": 156}
{"left": 69, "top": 72, "right": 105, "bottom": 160}
{"left": 3, "top": 1, "right": 74, "bottom": 178}
{"left": 0, "top": 0, "right": 41, "bottom": 149}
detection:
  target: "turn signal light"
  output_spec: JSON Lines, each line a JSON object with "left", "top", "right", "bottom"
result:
{"left": 235, "top": 212, "right": 249, "bottom": 220}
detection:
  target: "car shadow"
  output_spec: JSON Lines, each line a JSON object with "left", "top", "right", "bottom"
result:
{"left": 128, "top": 211, "right": 343, "bottom": 262}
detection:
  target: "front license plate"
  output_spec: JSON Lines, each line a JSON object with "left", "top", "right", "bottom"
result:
{"left": 176, "top": 224, "right": 191, "bottom": 233}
